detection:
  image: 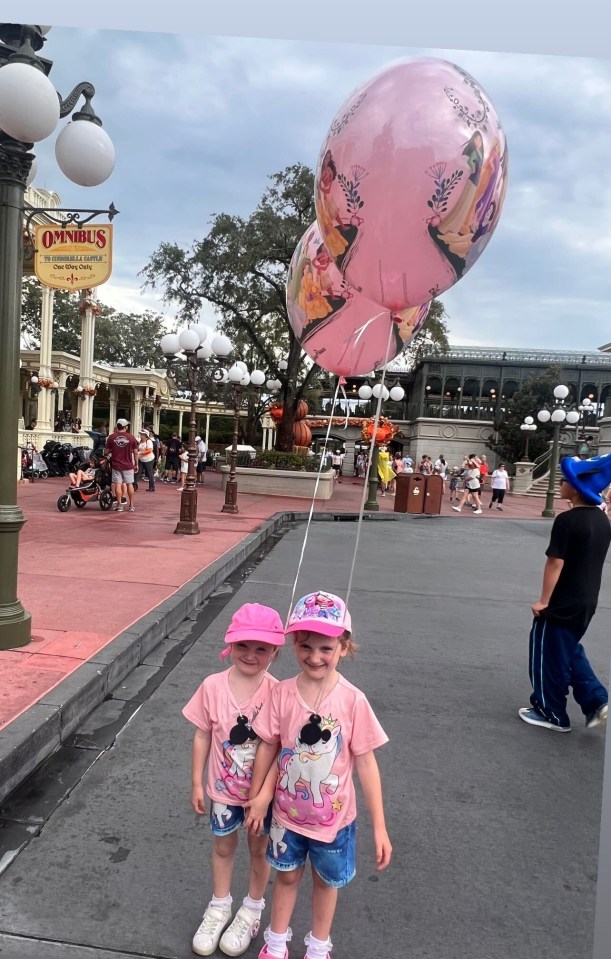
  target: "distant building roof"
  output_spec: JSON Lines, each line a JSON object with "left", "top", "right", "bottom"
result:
{"left": 386, "top": 346, "right": 611, "bottom": 372}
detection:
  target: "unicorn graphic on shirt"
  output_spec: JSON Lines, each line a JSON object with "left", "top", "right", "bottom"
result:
{"left": 212, "top": 802, "right": 233, "bottom": 827}
{"left": 277, "top": 719, "right": 342, "bottom": 821}
{"left": 269, "top": 819, "right": 288, "bottom": 858}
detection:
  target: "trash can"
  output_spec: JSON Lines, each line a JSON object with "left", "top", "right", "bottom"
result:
{"left": 393, "top": 473, "right": 410, "bottom": 512}
{"left": 423, "top": 473, "right": 443, "bottom": 514}
{"left": 406, "top": 473, "right": 427, "bottom": 514}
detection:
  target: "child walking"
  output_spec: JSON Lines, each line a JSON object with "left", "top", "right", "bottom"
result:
{"left": 245, "top": 591, "right": 392, "bottom": 959}
{"left": 519, "top": 453, "right": 611, "bottom": 733}
{"left": 183, "top": 603, "right": 286, "bottom": 956}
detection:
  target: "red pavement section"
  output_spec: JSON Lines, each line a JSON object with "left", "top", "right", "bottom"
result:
{"left": 1, "top": 470, "right": 557, "bottom": 731}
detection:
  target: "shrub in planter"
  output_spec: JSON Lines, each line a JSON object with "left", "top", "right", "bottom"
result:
{"left": 248, "top": 450, "right": 329, "bottom": 473}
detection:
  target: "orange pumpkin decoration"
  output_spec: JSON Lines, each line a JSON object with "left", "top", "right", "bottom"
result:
{"left": 269, "top": 404, "right": 284, "bottom": 422}
{"left": 292, "top": 420, "right": 312, "bottom": 447}
{"left": 361, "top": 416, "right": 397, "bottom": 446}
{"left": 294, "top": 400, "right": 309, "bottom": 422}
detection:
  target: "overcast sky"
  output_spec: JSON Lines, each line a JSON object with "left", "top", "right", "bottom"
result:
{"left": 28, "top": 27, "right": 611, "bottom": 352}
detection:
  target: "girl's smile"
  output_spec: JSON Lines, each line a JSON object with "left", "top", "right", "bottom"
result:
{"left": 230, "top": 641, "right": 276, "bottom": 675}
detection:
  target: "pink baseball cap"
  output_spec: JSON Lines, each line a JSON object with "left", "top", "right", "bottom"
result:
{"left": 285, "top": 591, "right": 351, "bottom": 638}
{"left": 221, "top": 603, "right": 286, "bottom": 658}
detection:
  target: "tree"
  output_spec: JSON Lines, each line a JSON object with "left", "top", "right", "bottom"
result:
{"left": 141, "top": 164, "right": 451, "bottom": 451}
{"left": 401, "top": 299, "right": 450, "bottom": 369}
{"left": 486, "top": 365, "right": 564, "bottom": 467}
{"left": 21, "top": 277, "right": 167, "bottom": 368}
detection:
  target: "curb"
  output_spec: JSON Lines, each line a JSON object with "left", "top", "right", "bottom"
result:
{"left": 0, "top": 509, "right": 407, "bottom": 805}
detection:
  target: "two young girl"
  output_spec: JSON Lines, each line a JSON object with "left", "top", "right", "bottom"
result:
{"left": 183, "top": 591, "right": 391, "bottom": 959}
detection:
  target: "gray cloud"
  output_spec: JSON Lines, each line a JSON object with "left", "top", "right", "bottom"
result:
{"left": 27, "top": 30, "right": 611, "bottom": 349}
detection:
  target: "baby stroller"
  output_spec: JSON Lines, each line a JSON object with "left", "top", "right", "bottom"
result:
{"left": 56, "top": 450, "right": 113, "bottom": 512}
{"left": 21, "top": 443, "right": 49, "bottom": 480}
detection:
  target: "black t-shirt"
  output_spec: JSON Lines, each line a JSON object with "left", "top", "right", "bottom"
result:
{"left": 165, "top": 438, "right": 181, "bottom": 459}
{"left": 545, "top": 506, "right": 611, "bottom": 630}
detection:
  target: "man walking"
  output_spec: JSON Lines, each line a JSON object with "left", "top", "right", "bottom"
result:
{"left": 519, "top": 453, "right": 611, "bottom": 732}
{"left": 105, "top": 418, "right": 139, "bottom": 513}
{"left": 195, "top": 435, "right": 207, "bottom": 486}
{"left": 163, "top": 431, "right": 181, "bottom": 482}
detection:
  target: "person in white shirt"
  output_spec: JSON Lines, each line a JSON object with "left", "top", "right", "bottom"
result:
{"left": 137, "top": 428, "right": 156, "bottom": 492}
{"left": 195, "top": 435, "right": 207, "bottom": 486}
{"left": 489, "top": 463, "right": 510, "bottom": 510}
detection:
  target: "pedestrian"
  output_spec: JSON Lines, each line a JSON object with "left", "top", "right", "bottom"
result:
{"left": 402, "top": 453, "right": 413, "bottom": 471}
{"left": 451, "top": 456, "right": 483, "bottom": 514}
{"left": 176, "top": 445, "right": 189, "bottom": 491}
{"left": 163, "top": 431, "right": 182, "bottom": 482}
{"left": 331, "top": 450, "right": 343, "bottom": 482}
{"left": 137, "top": 428, "right": 156, "bottom": 492}
{"left": 104, "top": 418, "right": 139, "bottom": 513}
{"left": 448, "top": 471, "right": 459, "bottom": 502}
{"left": 25, "top": 418, "right": 37, "bottom": 431}
{"left": 377, "top": 445, "right": 394, "bottom": 495}
{"left": 355, "top": 451, "right": 365, "bottom": 479}
{"left": 245, "top": 590, "right": 392, "bottom": 959}
{"left": 489, "top": 463, "right": 510, "bottom": 510}
{"left": 518, "top": 453, "right": 611, "bottom": 732}
{"left": 183, "top": 603, "right": 286, "bottom": 957}
{"left": 196, "top": 435, "right": 208, "bottom": 486}
{"left": 578, "top": 435, "right": 594, "bottom": 459}
{"left": 478, "top": 454, "right": 489, "bottom": 491}
{"left": 434, "top": 455, "right": 448, "bottom": 494}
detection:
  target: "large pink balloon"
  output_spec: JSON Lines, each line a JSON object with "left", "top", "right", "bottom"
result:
{"left": 287, "top": 222, "right": 430, "bottom": 376}
{"left": 314, "top": 58, "right": 509, "bottom": 311}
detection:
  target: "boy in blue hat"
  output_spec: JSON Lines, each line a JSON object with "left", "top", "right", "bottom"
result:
{"left": 519, "top": 453, "right": 611, "bottom": 733}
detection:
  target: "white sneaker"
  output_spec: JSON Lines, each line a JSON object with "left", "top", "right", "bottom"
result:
{"left": 451, "top": 506, "right": 461, "bottom": 512}
{"left": 473, "top": 508, "right": 483, "bottom": 514}
{"left": 219, "top": 904, "right": 261, "bottom": 956}
{"left": 192, "top": 903, "right": 232, "bottom": 956}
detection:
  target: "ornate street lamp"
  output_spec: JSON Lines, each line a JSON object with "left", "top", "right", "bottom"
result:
{"left": 359, "top": 380, "right": 404, "bottom": 511}
{"left": 0, "top": 24, "right": 115, "bottom": 650}
{"left": 221, "top": 363, "right": 266, "bottom": 515}
{"left": 161, "top": 326, "right": 232, "bottom": 534}
{"left": 519, "top": 416, "right": 537, "bottom": 461}
{"left": 537, "top": 384, "right": 580, "bottom": 519}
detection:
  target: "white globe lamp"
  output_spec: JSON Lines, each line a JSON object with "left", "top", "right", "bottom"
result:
{"left": 178, "top": 328, "right": 201, "bottom": 352}
{"left": 160, "top": 333, "right": 180, "bottom": 355}
{"left": 0, "top": 62, "right": 60, "bottom": 141}
{"left": 55, "top": 119, "right": 115, "bottom": 187}
{"left": 210, "top": 334, "right": 232, "bottom": 357}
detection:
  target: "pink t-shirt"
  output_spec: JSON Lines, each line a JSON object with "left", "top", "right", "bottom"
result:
{"left": 183, "top": 669, "right": 277, "bottom": 807}
{"left": 252, "top": 674, "right": 388, "bottom": 843}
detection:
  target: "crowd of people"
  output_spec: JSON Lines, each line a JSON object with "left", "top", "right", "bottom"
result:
{"left": 66, "top": 418, "right": 210, "bottom": 514}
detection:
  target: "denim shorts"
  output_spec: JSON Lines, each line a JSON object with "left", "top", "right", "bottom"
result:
{"left": 209, "top": 800, "right": 272, "bottom": 837}
{"left": 266, "top": 819, "right": 356, "bottom": 888}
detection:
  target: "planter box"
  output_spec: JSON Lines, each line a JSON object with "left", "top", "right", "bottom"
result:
{"left": 220, "top": 465, "right": 334, "bottom": 500}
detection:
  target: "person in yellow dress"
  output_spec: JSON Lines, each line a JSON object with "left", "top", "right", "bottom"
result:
{"left": 377, "top": 445, "right": 395, "bottom": 496}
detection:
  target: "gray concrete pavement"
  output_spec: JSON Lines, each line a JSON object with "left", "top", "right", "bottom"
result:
{"left": 0, "top": 517, "right": 609, "bottom": 959}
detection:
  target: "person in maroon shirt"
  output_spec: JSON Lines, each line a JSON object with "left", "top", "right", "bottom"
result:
{"left": 105, "top": 419, "right": 139, "bottom": 513}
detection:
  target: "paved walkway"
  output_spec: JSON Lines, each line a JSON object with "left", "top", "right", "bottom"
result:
{"left": 1, "top": 469, "right": 561, "bottom": 732}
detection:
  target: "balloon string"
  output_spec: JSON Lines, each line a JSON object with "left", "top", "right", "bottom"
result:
{"left": 345, "top": 320, "right": 396, "bottom": 611}
{"left": 285, "top": 379, "right": 342, "bottom": 627}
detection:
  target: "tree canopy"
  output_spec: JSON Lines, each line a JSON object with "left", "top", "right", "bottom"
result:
{"left": 141, "top": 163, "right": 451, "bottom": 450}
{"left": 21, "top": 277, "right": 167, "bottom": 368}
{"left": 486, "top": 366, "right": 563, "bottom": 467}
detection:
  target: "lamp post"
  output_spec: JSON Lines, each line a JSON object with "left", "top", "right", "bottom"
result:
{"left": 161, "top": 326, "right": 233, "bottom": 534}
{"left": 519, "top": 416, "right": 537, "bottom": 461}
{"left": 537, "top": 384, "right": 580, "bottom": 519}
{"left": 359, "top": 380, "right": 405, "bottom": 511}
{"left": 221, "top": 363, "right": 266, "bottom": 514}
{"left": 0, "top": 24, "right": 115, "bottom": 650}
